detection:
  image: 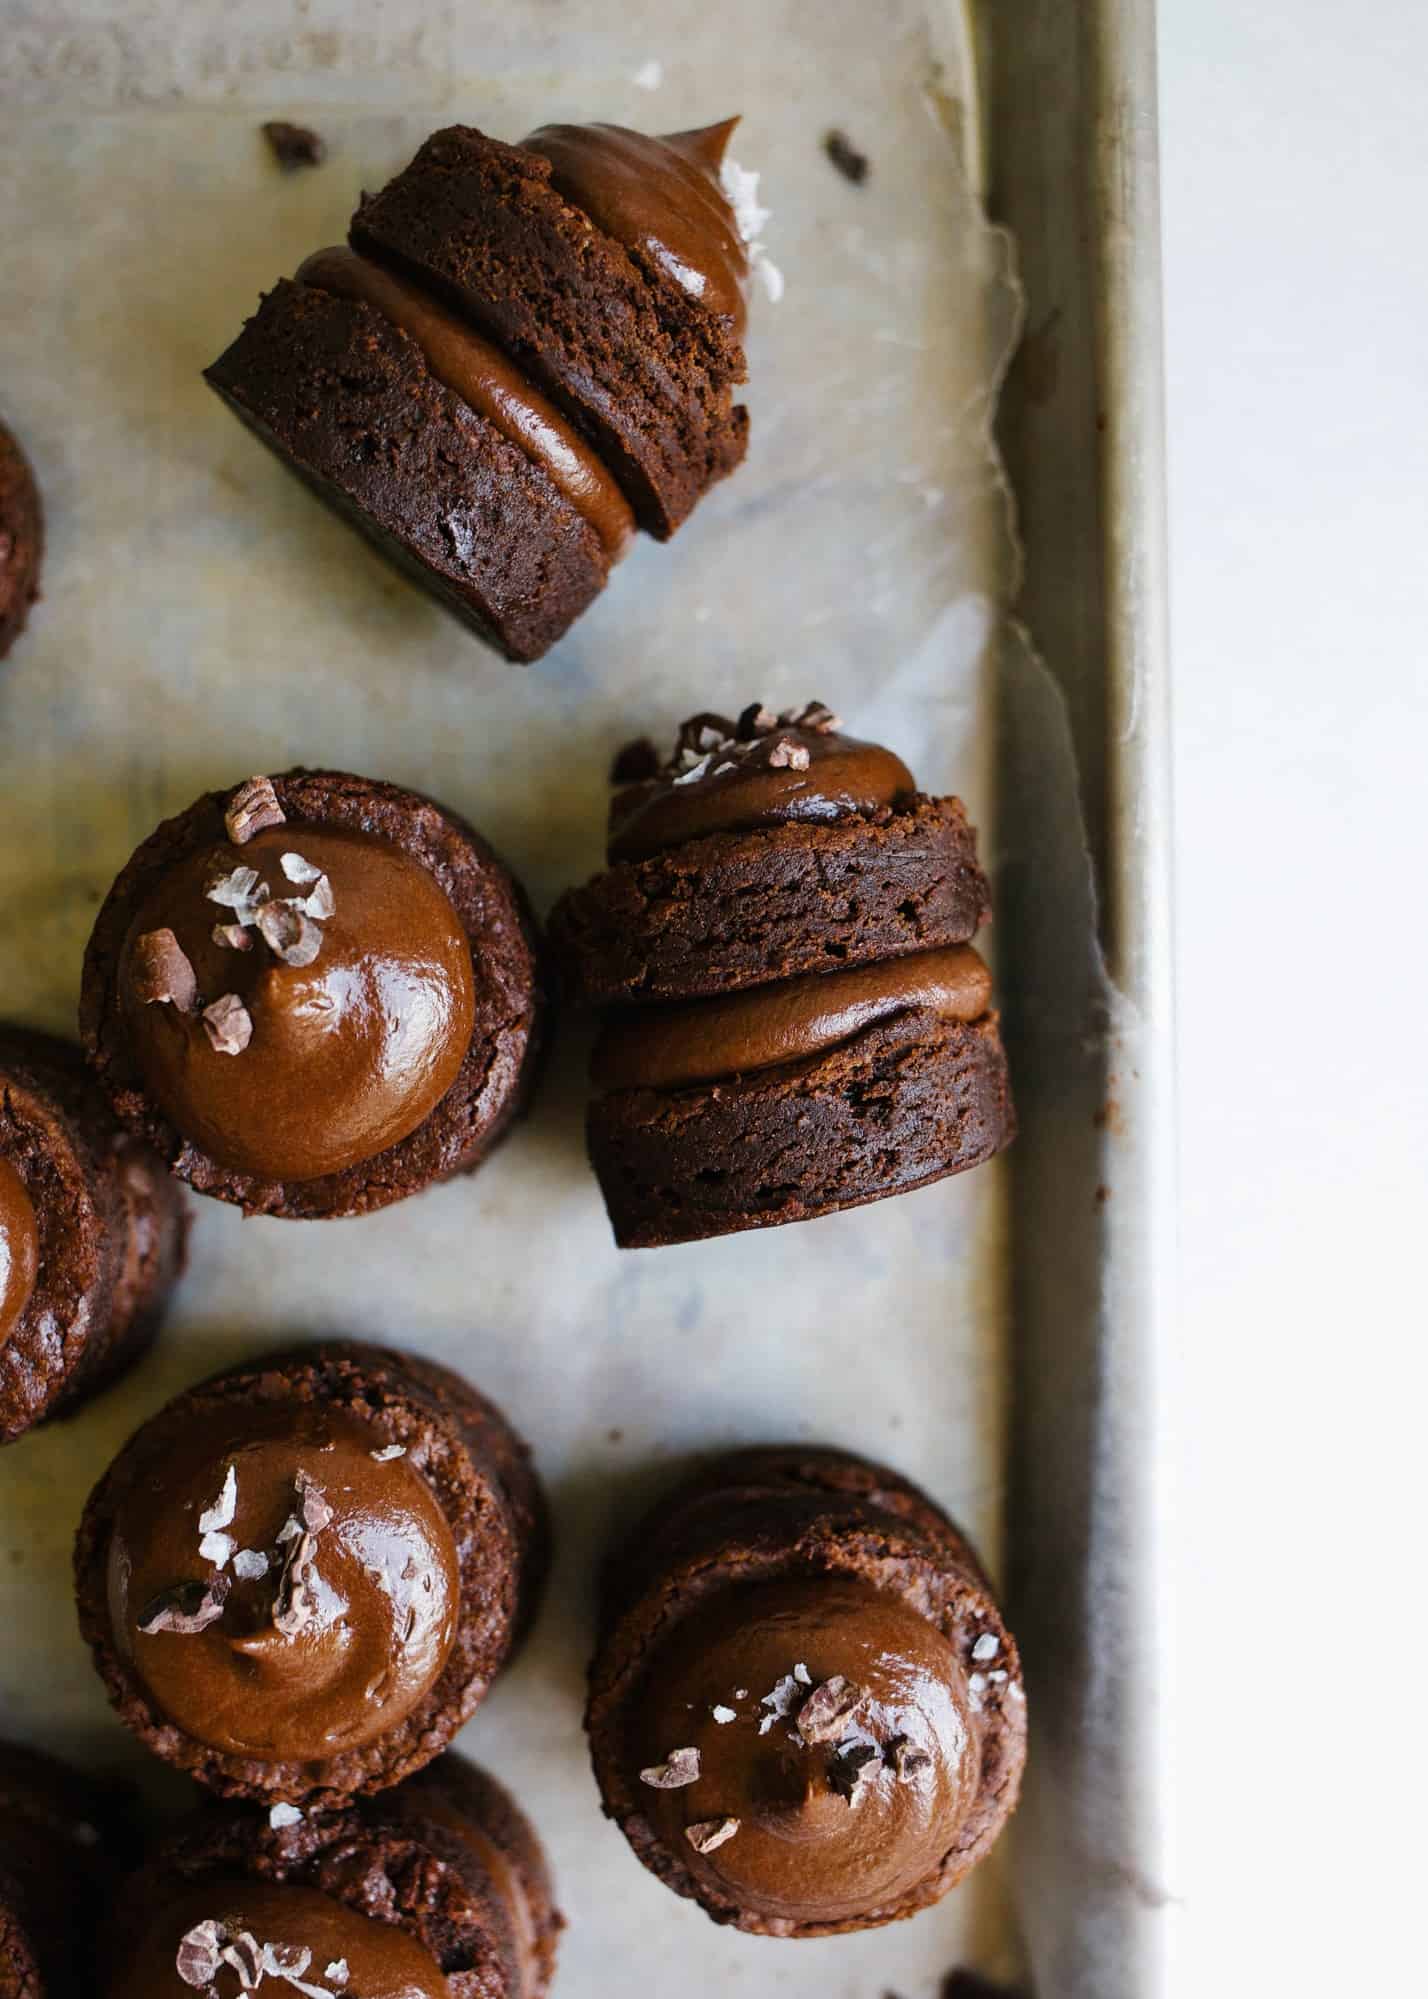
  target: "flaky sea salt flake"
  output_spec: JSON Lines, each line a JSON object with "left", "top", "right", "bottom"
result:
{"left": 199, "top": 1464, "right": 238, "bottom": 1533}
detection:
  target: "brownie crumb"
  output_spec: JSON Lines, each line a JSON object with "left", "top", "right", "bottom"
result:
{"left": 262, "top": 121, "right": 327, "bottom": 171}
{"left": 824, "top": 130, "right": 869, "bottom": 185}
{"left": 941, "top": 1973, "right": 1030, "bottom": 1999}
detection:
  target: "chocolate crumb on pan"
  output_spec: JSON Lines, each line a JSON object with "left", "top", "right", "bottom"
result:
{"left": 824, "top": 129, "right": 870, "bottom": 184}
{"left": 261, "top": 121, "right": 327, "bottom": 170}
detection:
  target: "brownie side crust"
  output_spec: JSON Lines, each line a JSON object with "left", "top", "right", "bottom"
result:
{"left": 0, "top": 423, "right": 42, "bottom": 664}
{"left": 588, "top": 1006, "right": 1014, "bottom": 1247}
{"left": 587, "top": 1446, "right": 1026, "bottom": 1938}
{"left": 0, "top": 1029, "right": 187, "bottom": 1442}
{"left": 548, "top": 796, "right": 992, "bottom": 1007}
{"left": 351, "top": 126, "right": 748, "bottom": 537}
{"left": 74, "top": 1342, "right": 542, "bottom": 1808}
{"left": 0, "top": 1741, "right": 122, "bottom": 1999}
{"left": 204, "top": 280, "right": 609, "bottom": 663}
{"left": 79, "top": 769, "right": 545, "bottom": 1220}
{"left": 384, "top": 1757, "right": 564, "bottom": 1997}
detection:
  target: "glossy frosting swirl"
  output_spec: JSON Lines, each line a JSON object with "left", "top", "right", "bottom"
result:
{"left": 634, "top": 1577, "right": 977, "bottom": 1927}
{"left": 119, "top": 826, "right": 476, "bottom": 1182}
{"left": 109, "top": 1877, "right": 449, "bottom": 1999}
{"left": 524, "top": 119, "right": 749, "bottom": 330}
{"left": 0, "top": 1153, "right": 38, "bottom": 1346}
{"left": 297, "top": 246, "right": 635, "bottom": 560}
{"left": 607, "top": 706, "right": 916, "bottom": 862}
{"left": 106, "top": 1402, "right": 460, "bottom": 1762}
{"left": 592, "top": 944, "right": 992, "bottom": 1091}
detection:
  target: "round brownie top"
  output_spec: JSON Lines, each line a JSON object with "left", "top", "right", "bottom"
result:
{"left": 81, "top": 771, "right": 543, "bottom": 1219}
{"left": 105, "top": 1756, "right": 555, "bottom": 1999}
{"left": 589, "top": 1446, "right": 1025, "bottom": 1936}
{"left": 107, "top": 1401, "right": 460, "bottom": 1764}
{"left": 111, "top": 1877, "right": 448, "bottom": 1999}
{"left": 606, "top": 700, "right": 916, "bottom": 862}
{"left": 0, "top": 1154, "right": 39, "bottom": 1345}
{"left": 633, "top": 1575, "right": 980, "bottom": 1928}
{"left": 77, "top": 1343, "right": 535, "bottom": 1806}
{"left": 524, "top": 119, "right": 748, "bottom": 329}
{"left": 119, "top": 821, "right": 475, "bottom": 1184}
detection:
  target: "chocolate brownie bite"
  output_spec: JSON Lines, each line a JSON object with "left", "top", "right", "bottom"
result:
{"left": 0, "top": 421, "right": 43, "bottom": 664}
{"left": 587, "top": 1447, "right": 1026, "bottom": 1939}
{"left": 79, "top": 769, "right": 544, "bottom": 1220}
{"left": 549, "top": 704, "right": 1013, "bottom": 1245}
{"left": 0, "top": 1028, "right": 188, "bottom": 1445}
{"left": 75, "top": 1342, "right": 549, "bottom": 1810}
{"left": 105, "top": 1751, "right": 560, "bottom": 1998}
{"left": 207, "top": 117, "right": 770, "bottom": 662}
{"left": 0, "top": 1739, "right": 123, "bottom": 1999}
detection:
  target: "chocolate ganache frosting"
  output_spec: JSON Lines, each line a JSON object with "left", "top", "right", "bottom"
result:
{"left": 607, "top": 701, "right": 917, "bottom": 863}
{"left": 633, "top": 1577, "right": 978, "bottom": 1927}
{"left": 296, "top": 246, "right": 636, "bottom": 561}
{"left": 106, "top": 1401, "right": 460, "bottom": 1762}
{"left": 118, "top": 824, "right": 476, "bottom": 1182}
{"left": 524, "top": 119, "right": 750, "bottom": 329}
{"left": 111, "top": 1877, "right": 449, "bottom": 1999}
{"left": 0, "top": 1153, "right": 39, "bottom": 1345}
{"left": 592, "top": 943, "right": 993, "bottom": 1091}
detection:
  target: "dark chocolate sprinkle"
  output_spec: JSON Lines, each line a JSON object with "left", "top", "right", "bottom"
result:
{"left": 824, "top": 129, "right": 870, "bottom": 184}
{"left": 262, "top": 121, "right": 327, "bottom": 170}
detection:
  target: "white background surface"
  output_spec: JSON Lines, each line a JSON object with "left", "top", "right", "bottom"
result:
{"left": 1160, "top": 2, "right": 1426, "bottom": 1990}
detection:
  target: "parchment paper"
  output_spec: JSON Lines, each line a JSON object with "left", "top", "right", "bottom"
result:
{"left": 0, "top": 3, "right": 1036, "bottom": 1991}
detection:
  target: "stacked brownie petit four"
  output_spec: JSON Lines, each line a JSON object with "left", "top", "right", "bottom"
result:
{"left": 206, "top": 116, "right": 768, "bottom": 660}
{"left": 550, "top": 702, "right": 1015, "bottom": 1244}
{"left": 1, "top": 1027, "right": 187, "bottom": 1444}
{"left": 80, "top": 769, "right": 544, "bottom": 1219}
{"left": 587, "top": 1447, "right": 1025, "bottom": 1936}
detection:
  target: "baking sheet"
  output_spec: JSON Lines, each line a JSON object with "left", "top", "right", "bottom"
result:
{"left": 0, "top": 2, "right": 1093, "bottom": 1993}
